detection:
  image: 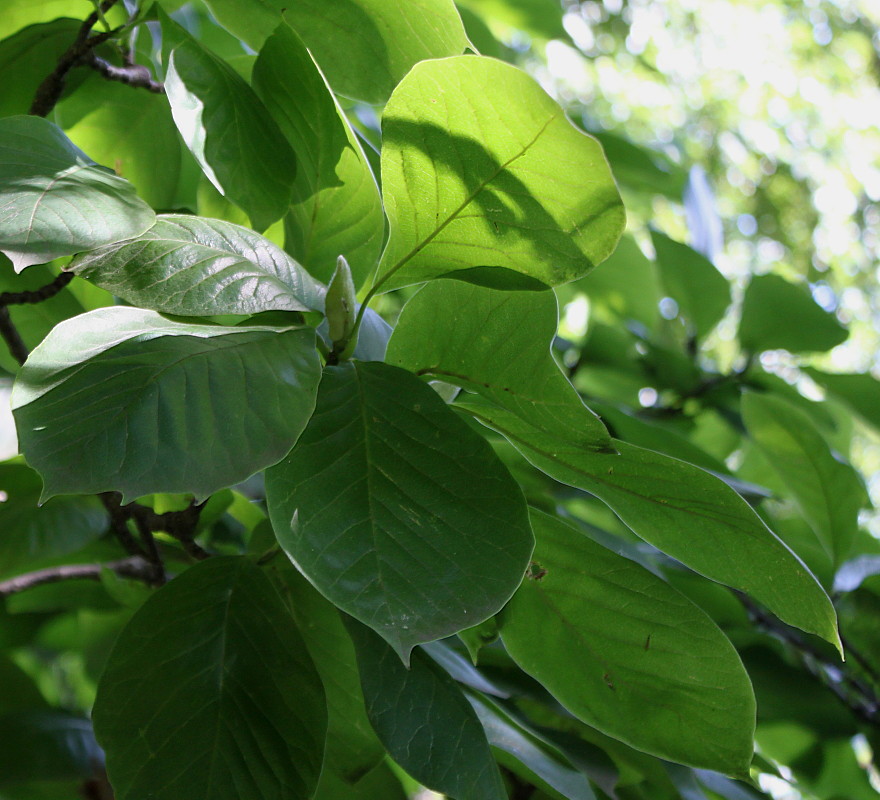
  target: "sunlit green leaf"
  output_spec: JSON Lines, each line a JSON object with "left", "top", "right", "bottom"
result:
{"left": 13, "top": 308, "right": 321, "bottom": 502}
{"left": 69, "top": 215, "right": 324, "bottom": 316}
{"left": 0, "top": 116, "right": 155, "bottom": 271}
{"left": 266, "top": 360, "right": 533, "bottom": 660}
{"left": 93, "top": 557, "right": 326, "bottom": 800}
{"left": 377, "top": 56, "right": 624, "bottom": 291}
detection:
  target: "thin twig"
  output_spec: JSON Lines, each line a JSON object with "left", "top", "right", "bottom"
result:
{"left": 0, "top": 556, "right": 156, "bottom": 597}
{"left": 129, "top": 500, "right": 210, "bottom": 560}
{"left": 0, "top": 307, "right": 29, "bottom": 365}
{"left": 84, "top": 53, "right": 164, "bottom": 93}
{"left": 29, "top": 0, "right": 123, "bottom": 117}
{"left": 0, "top": 272, "right": 74, "bottom": 307}
{"left": 100, "top": 492, "right": 148, "bottom": 558}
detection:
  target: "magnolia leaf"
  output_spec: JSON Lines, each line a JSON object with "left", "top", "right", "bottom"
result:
{"left": 69, "top": 215, "right": 324, "bottom": 316}
{"left": 266, "top": 360, "right": 533, "bottom": 660}
{"left": 13, "top": 307, "right": 321, "bottom": 502}
{"left": 377, "top": 56, "right": 624, "bottom": 291}
{"left": 0, "top": 116, "right": 155, "bottom": 271}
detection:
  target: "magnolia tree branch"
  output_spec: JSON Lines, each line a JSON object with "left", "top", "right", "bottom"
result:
{"left": 0, "top": 556, "right": 156, "bottom": 598}
{"left": 0, "top": 308, "right": 29, "bottom": 366}
{"left": 85, "top": 53, "right": 163, "bottom": 93}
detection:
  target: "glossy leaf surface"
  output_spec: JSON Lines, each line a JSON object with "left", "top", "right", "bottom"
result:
{"left": 742, "top": 391, "right": 866, "bottom": 565}
{"left": 93, "top": 557, "right": 326, "bottom": 800}
{"left": 252, "top": 23, "right": 383, "bottom": 286}
{"left": 266, "top": 360, "right": 533, "bottom": 659}
{"left": 0, "top": 116, "right": 155, "bottom": 271}
{"left": 387, "top": 280, "right": 611, "bottom": 450}
{"left": 462, "top": 402, "right": 841, "bottom": 650}
{"left": 346, "top": 619, "right": 506, "bottom": 800}
{"left": 378, "top": 56, "right": 625, "bottom": 291}
{"left": 165, "top": 38, "right": 296, "bottom": 231}
{"left": 502, "top": 511, "right": 756, "bottom": 775}
{"left": 13, "top": 308, "right": 321, "bottom": 501}
{"left": 69, "top": 215, "right": 324, "bottom": 316}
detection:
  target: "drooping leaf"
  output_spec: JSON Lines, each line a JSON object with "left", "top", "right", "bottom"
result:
{"left": 461, "top": 401, "right": 841, "bottom": 650}
{"left": 386, "top": 280, "right": 611, "bottom": 451}
{"left": 204, "top": 0, "right": 469, "bottom": 103}
{"left": 651, "top": 230, "right": 730, "bottom": 338}
{"left": 0, "top": 462, "right": 105, "bottom": 577}
{"left": 738, "top": 274, "right": 848, "bottom": 354}
{"left": 92, "top": 557, "right": 327, "bottom": 800}
{"left": 54, "top": 72, "right": 181, "bottom": 209}
{"left": 252, "top": 24, "right": 384, "bottom": 286}
{"left": 0, "top": 116, "right": 155, "bottom": 271}
{"left": 803, "top": 368, "right": 880, "bottom": 434}
{"left": 0, "top": 19, "right": 82, "bottom": 118}
{"left": 165, "top": 37, "right": 296, "bottom": 231}
{"left": 266, "top": 559, "right": 384, "bottom": 783}
{"left": 12, "top": 307, "right": 321, "bottom": 502}
{"left": 742, "top": 391, "right": 866, "bottom": 565}
{"left": 346, "top": 618, "right": 506, "bottom": 800}
{"left": 0, "top": 711, "right": 101, "bottom": 784}
{"left": 266, "top": 360, "right": 533, "bottom": 660}
{"left": 377, "top": 56, "right": 625, "bottom": 291}
{"left": 501, "top": 510, "right": 756, "bottom": 775}
{"left": 68, "top": 215, "right": 324, "bottom": 316}
{"left": 467, "top": 691, "right": 597, "bottom": 800}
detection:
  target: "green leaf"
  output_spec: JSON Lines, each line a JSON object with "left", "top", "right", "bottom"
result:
{"left": 738, "top": 274, "right": 848, "bottom": 353}
{"left": 0, "top": 462, "right": 105, "bottom": 578}
{"left": 456, "top": 0, "right": 566, "bottom": 39}
{"left": 346, "top": 619, "right": 506, "bottom": 800}
{"left": 467, "top": 692, "right": 598, "bottom": 800}
{"left": 651, "top": 231, "right": 730, "bottom": 338}
{"left": 803, "top": 368, "right": 880, "bottom": 434}
{"left": 377, "top": 56, "right": 624, "bottom": 292}
{"left": 741, "top": 392, "right": 866, "bottom": 565}
{"left": 291, "top": 0, "right": 470, "bottom": 103}
{"left": 92, "top": 557, "right": 326, "bottom": 800}
{"left": 0, "top": 19, "right": 82, "bottom": 118}
{"left": 266, "top": 360, "right": 533, "bottom": 660}
{"left": 165, "top": 38, "right": 297, "bottom": 231}
{"left": 0, "top": 711, "right": 101, "bottom": 784}
{"left": 12, "top": 308, "right": 321, "bottom": 502}
{"left": 54, "top": 72, "right": 181, "bottom": 209}
{"left": 266, "top": 560, "right": 384, "bottom": 783}
{"left": 461, "top": 402, "right": 841, "bottom": 650}
{"left": 0, "top": 116, "right": 155, "bottom": 271}
{"left": 501, "top": 511, "right": 756, "bottom": 775}
{"left": 0, "top": 654, "right": 48, "bottom": 714}
{"left": 386, "top": 280, "right": 611, "bottom": 451}
{"left": 69, "top": 215, "right": 324, "bottom": 316}
{"left": 252, "top": 23, "right": 384, "bottom": 286}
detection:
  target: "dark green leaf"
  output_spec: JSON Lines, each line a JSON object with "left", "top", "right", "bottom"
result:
{"left": 804, "top": 368, "right": 880, "bottom": 434}
{"left": 592, "top": 131, "right": 687, "bottom": 199}
{"left": 92, "top": 557, "right": 326, "bottom": 800}
{"left": 13, "top": 308, "right": 321, "bottom": 501}
{"left": 0, "top": 654, "right": 48, "bottom": 714}
{"left": 0, "top": 711, "right": 100, "bottom": 784}
{"left": 651, "top": 231, "right": 730, "bottom": 338}
{"left": 377, "top": 56, "right": 624, "bottom": 291}
{"left": 69, "top": 215, "right": 324, "bottom": 316}
{"left": 461, "top": 402, "right": 841, "bottom": 650}
{"left": 0, "top": 19, "right": 82, "bottom": 118}
{"left": 0, "top": 462, "right": 105, "bottom": 577}
{"left": 742, "top": 391, "right": 866, "bottom": 565}
{"left": 252, "top": 23, "right": 384, "bottom": 286}
{"left": 266, "top": 360, "right": 533, "bottom": 660}
{"left": 165, "top": 38, "right": 296, "bottom": 231}
{"left": 0, "top": 116, "right": 155, "bottom": 271}
{"left": 501, "top": 510, "right": 756, "bottom": 775}
{"left": 386, "top": 280, "right": 611, "bottom": 451}
{"left": 346, "top": 619, "right": 506, "bottom": 800}
{"left": 738, "top": 274, "right": 848, "bottom": 353}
